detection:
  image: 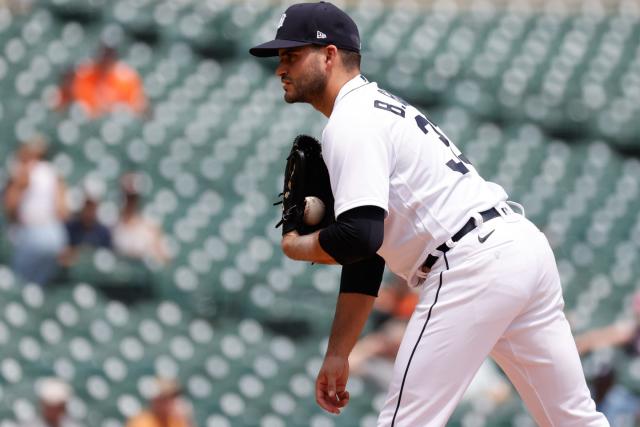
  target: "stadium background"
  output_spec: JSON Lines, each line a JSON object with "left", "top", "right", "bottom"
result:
{"left": 0, "top": 0, "right": 639, "bottom": 425}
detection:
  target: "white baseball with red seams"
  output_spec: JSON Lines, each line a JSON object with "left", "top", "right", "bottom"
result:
{"left": 303, "top": 196, "right": 325, "bottom": 226}
{"left": 321, "top": 74, "right": 609, "bottom": 427}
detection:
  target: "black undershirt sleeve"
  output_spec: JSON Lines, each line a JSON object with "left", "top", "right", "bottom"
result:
{"left": 318, "top": 205, "right": 385, "bottom": 265}
{"left": 339, "top": 253, "right": 385, "bottom": 297}
{"left": 318, "top": 205, "right": 386, "bottom": 297}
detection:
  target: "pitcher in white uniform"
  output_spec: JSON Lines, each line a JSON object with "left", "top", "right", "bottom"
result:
{"left": 250, "top": 2, "right": 609, "bottom": 426}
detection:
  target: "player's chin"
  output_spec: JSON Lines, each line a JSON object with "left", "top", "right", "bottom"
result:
{"left": 283, "top": 89, "right": 302, "bottom": 104}
{"left": 283, "top": 93, "right": 298, "bottom": 104}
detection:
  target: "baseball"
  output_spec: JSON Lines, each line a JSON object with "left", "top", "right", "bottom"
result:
{"left": 303, "top": 196, "right": 325, "bottom": 226}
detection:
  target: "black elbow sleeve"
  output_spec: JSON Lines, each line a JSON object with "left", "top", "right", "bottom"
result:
{"left": 318, "top": 205, "right": 385, "bottom": 265}
{"left": 340, "top": 254, "right": 385, "bottom": 297}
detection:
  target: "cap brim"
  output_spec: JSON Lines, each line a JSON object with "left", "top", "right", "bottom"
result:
{"left": 249, "top": 39, "right": 312, "bottom": 57}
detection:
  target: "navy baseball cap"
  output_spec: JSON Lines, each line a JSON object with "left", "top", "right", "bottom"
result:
{"left": 249, "top": 2, "right": 361, "bottom": 57}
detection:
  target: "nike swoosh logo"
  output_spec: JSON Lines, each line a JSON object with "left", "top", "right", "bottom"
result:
{"left": 478, "top": 229, "right": 495, "bottom": 244}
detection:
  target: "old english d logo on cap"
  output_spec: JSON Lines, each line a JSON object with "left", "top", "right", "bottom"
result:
{"left": 249, "top": 1, "right": 361, "bottom": 57}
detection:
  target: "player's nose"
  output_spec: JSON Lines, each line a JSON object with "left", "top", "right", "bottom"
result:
{"left": 275, "top": 62, "right": 287, "bottom": 77}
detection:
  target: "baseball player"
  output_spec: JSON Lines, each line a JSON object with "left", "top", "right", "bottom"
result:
{"left": 250, "top": 2, "right": 609, "bottom": 426}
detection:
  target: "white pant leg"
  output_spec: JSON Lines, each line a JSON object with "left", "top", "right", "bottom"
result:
{"left": 377, "top": 215, "right": 607, "bottom": 427}
{"left": 378, "top": 217, "right": 531, "bottom": 426}
{"left": 490, "top": 220, "right": 609, "bottom": 427}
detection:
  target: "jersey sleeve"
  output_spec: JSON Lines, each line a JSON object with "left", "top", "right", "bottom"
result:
{"left": 322, "top": 116, "right": 391, "bottom": 218}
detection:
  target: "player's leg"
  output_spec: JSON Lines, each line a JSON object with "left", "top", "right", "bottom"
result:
{"left": 490, "top": 220, "right": 609, "bottom": 427}
{"left": 377, "top": 232, "right": 532, "bottom": 427}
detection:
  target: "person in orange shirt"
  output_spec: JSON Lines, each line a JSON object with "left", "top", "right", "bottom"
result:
{"left": 127, "top": 378, "right": 194, "bottom": 427}
{"left": 61, "top": 44, "right": 147, "bottom": 117}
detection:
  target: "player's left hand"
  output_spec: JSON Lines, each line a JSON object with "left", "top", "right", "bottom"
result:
{"left": 315, "top": 355, "right": 350, "bottom": 414}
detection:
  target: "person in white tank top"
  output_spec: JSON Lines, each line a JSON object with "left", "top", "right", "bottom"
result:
{"left": 4, "top": 139, "right": 68, "bottom": 284}
{"left": 250, "top": 3, "right": 609, "bottom": 426}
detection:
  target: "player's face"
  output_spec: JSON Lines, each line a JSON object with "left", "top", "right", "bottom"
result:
{"left": 276, "top": 46, "right": 327, "bottom": 104}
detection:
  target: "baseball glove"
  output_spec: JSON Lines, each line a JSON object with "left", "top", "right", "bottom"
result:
{"left": 275, "top": 134, "right": 335, "bottom": 235}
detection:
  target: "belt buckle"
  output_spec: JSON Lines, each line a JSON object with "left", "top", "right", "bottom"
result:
{"left": 496, "top": 203, "right": 511, "bottom": 217}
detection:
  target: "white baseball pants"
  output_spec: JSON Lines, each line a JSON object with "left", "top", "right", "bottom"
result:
{"left": 377, "top": 212, "right": 609, "bottom": 427}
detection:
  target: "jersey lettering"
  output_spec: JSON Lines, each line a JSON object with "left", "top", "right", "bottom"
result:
{"left": 377, "top": 89, "right": 408, "bottom": 106}
{"left": 415, "top": 114, "right": 471, "bottom": 175}
{"left": 374, "top": 100, "right": 406, "bottom": 118}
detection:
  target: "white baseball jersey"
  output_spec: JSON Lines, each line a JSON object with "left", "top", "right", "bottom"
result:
{"left": 321, "top": 75, "right": 508, "bottom": 286}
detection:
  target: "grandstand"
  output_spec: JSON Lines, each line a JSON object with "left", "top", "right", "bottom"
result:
{"left": 0, "top": 0, "right": 639, "bottom": 425}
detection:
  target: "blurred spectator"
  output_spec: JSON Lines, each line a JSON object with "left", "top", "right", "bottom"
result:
{"left": 59, "top": 181, "right": 112, "bottom": 267}
{"left": 20, "top": 377, "right": 81, "bottom": 427}
{"left": 126, "top": 378, "right": 194, "bottom": 427}
{"left": 113, "top": 173, "right": 169, "bottom": 265}
{"left": 58, "top": 44, "right": 147, "bottom": 118}
{"left": 55, "top": 68, "right": 75, "bottom": 113}
{"left": 349, "top": 277, "right": 417, "bottom": 373}
{"left": 3, "top": 138, "right": 68, "bottom": 284}
{"left": 574, "top": 291, "right": 640, "bottom": 424}
{"left": 0, "top": 0, "right": 32, "bottom": 14}
{"left": 574, "top": 292, "right": 640, "bottom": 355}
{"left": 462, "top": 360, "right": 512, "bottom": 405}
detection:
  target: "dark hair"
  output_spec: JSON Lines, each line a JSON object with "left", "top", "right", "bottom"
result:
{"left": 310, "top": 45, "right": 361, "bottom": 71}
{"left": 339, "top": 49, "right": 361, "bottom": 71}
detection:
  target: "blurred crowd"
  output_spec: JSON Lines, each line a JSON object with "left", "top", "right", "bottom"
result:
{"left": 3, "top": 138, "right": 169, "bottom": 286}
{"left": 19, "top": 376, "right": 193, "bottom": 427}
{"left": 0, "top": 34, "right": 187, "bottom": 427}
{"left": 1, "top": 44, "right": 165, "bottom": 287}
{"left": 574, "top": 292, "right": 640, "bottom": 426}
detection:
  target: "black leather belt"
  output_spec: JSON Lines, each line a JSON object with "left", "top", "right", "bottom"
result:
{"left": 421, "top": 208, "right": 502, "bottom": 270}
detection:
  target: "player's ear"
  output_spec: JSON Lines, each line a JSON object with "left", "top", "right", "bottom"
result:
{"left": 324, "top": 45, "right": 339, "bottom": 69}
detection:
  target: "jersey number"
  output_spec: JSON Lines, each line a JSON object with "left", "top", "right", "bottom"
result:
{"left": 374, "top": 93, "right": 472, "bottom": 175}
{"left": 414, "top": 115, "right": 472, "bottom": 175}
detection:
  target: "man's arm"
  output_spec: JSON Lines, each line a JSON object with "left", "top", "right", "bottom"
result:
{"left": 574, "top": 321, "right": 635, "bottom": 355}
{"left": 3, "top": 180, "right": 23, "bottom": 221}
{"left": 3, "top": 163, "right": 31, "bottom": 221}
{"left": 55, "top": 176, "right": 69, "bottom": 221}
{"left": 315, "top": 254, "right": 385, "bottom": 414}
{"left": 281, "top": 205, "right": 385, "bottom": 265}
{"left": 281, "top": 230, "right": 338, "bottom": 264}
{"left": 316, "top": 292, "right": 376, "bottom": 414}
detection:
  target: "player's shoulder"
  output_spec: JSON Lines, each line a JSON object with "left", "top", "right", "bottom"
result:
{"left": 339, "top": 82, "right": 415, "bottom": 119}
{"left": 329, "top": 82, "right": 390, "bottom": 126}
{"left": 324, "top": 79, "right": 415, "bottom": 145}
{"left": 324, "top": 102, "right": 376, "bottom": 144}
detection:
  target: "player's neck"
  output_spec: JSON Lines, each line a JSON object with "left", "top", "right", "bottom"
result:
{"left": 314, "top": 70, "right": 361, "bottom": 118}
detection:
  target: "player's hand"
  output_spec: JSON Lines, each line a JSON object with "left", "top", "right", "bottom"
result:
{"left": 315, "top": 355, "right": 350, "bottom": 414}
{"left": 280, "top": 230, "right": 300, "bottom": 257}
